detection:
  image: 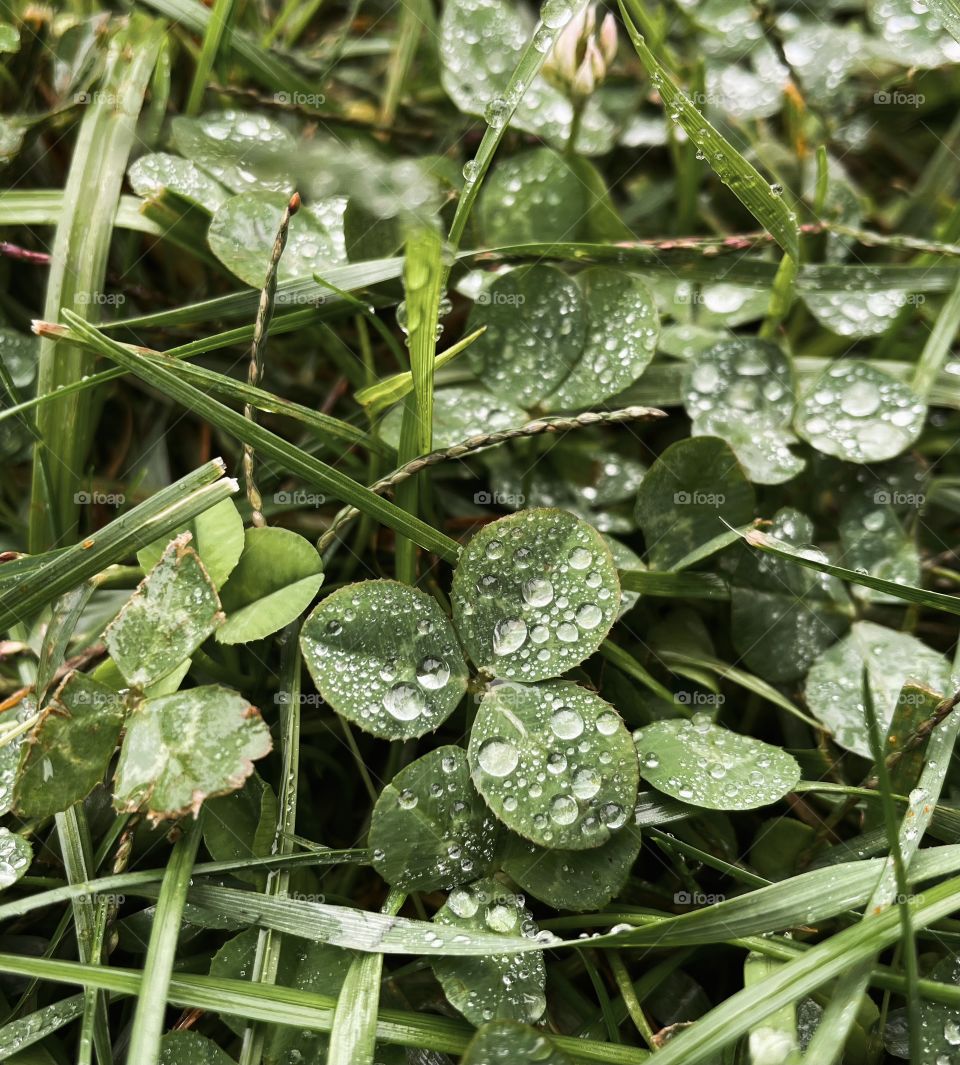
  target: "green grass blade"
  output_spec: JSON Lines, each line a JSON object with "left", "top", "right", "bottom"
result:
{"left": 913, "top": 272, "right": 960, "bottom": 398}
{"left": 355, "top": 326, "right": 485, "bottom": 416}
{"left": 136, "top": 0, "right": 316, "bottom": 95}
{"left": 125, "top": 818, "right": 203, "bottom": 1065}
{"left": 0, "top": 459, "right": 235, "bottom": 633}
{"left": 0, "top": 190, "right": 163, "bottom": 235}
{"left": 103, "top": 259, "right": 403, "bottom": 331}
{"left": 63, "top": 313, "right": 461, "bottom": 561}
{"left": 618, "top": 0, "right": 799, "bottom": 260}
{"left": 0, "top": 994, "right": 85, "bottom": 1056}
{"left": 327, "top": 889, "right": 405, "bottom": 1065}
{"left": 0, "top": 956, "right": 649, "bottom": 1064}
{"left": 738, "top": 524, "right": 960, "bottom": 615}
{"left": 185, "top": 0, "right": 234, "bottom": 114}
{"left": 618, "top": 569, "right": 730, "bottom": 600}
{"left": 29, "top": 15, "right": 164, "bottom": 551}
{"left": 238, "top": 624, "right": 303, "bottom": 1065}
{"left": 612, "top": 873, "right": 960, "bottom": 1065}
{"left": 395, "top": 226, "right": 443, "bottom": 581}
{"left": 923, "top": 0, "right": 960, "bottom": 44}
{"left": 446, "top": 3, "right": 588, "bottom": 251}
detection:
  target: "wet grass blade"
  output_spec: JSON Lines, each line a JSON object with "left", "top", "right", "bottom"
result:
{"left": 738, "top": 525, "right": 960, "bottom": 615}
{"left": 63, "top": 313, "right": 461, "bottom": 561}
{"left": 0, "top": 460, "right": 235, "bottom": 630}
{"left": 125, "top": 818, "right": 202, "bottom": 1065}
{"left": 355, "top": 326, "right": 484, "bottom": 417}
{"left": 913, "top": 272, "right": 960, "bottom": 398}
{"left": 137, "top": 0, "right": 316, "bottom": 95}
{"left": 618, "top": 0, "right": 799, "bottom": 260}
{"left": 0, "top": 955, "right": 650, "bottom": 1064}
{"left": 327, "top": 890, "right": 406, "bottom": 1065}
{"left": 0, "top": 190, "right": 163, "bottom": 234}
{"left": 185, "top": 0, "right": 234, "bottom": 114}
{"left": 395, "top": 226, "right": 443, "bottom": 581}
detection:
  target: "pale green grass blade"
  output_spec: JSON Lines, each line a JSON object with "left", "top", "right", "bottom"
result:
{"left": 913, "top": 272, "right": 960, "bottom": 398}
{"left": 238, "top": 626, "right": 302, "bottom": 1065}
{"left": 923, "top": 0, "right": 960, "bottom": 43}
{"left": 0, "top": 995, "right": 85, "bottom": 1057}
{"left": 0, "top": 955, "right": 650, "bottom": 1065}
{"left": 327, "top": 890, "right": 405, "bottom": 1065}
{"left": 136, "top": 0, "right": 316, "bottom": 94}
{"left": 186, "top": 0, "right": 234, "bottom": 114}
{"left": 395, "top": 226, "right": 443, "bottom": 581}
{"left": 103, "top": 258, "right": 404, "bottom": 329}
{"left": 0, "top": 191, "right": 163, "bottom": 234}
{"left": 738, "top": 525, "right": 960, "bottom": 614}
{"left": 125, "top": 818, "right": 203, "bottom": 1065}
{"left": 446, "top": 2, "right": 589, "bottom": 251}
{"left": 355, "top": 326, "right": 484, "bottom": 416}
{"left": 29, "top": 15, "right": 164, "bottom": 551}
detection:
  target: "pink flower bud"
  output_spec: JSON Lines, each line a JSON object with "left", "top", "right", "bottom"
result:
{"left": 599, "top": 12, "right": 618, "bottom": 65}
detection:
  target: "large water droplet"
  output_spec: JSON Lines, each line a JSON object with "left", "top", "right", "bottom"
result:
{"left": 478, "top": 737, "right": 520, "bottom": 776}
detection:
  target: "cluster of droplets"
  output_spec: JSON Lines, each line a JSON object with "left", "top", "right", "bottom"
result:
{"left": 684, "top": 338, "right": 803, "bottom": 485}
{"left": 467, "top": 265, "right": 586, "bottom": 408}
{"left": 633, "top": 714, "right": 800, "bottom": 811}
{"left": 0, "top": 828, "right": 31, "bottom": 889}
{"left": 432, "top": 878, "right": 553, "bottom": 1023}
{"left": 453, "top": 512, "right": 618, "bottom": 681}
{"left": 805, "top": 289, "right": 912, "bottom": 339}
{"left": 804, "top": 621, "right": 950, "bottom": 758}
{"left": 795, "top": 360, "right": 926, "bottom": 463}
{"left": 301, "top": 583, "right": 466, "bottom": 735}
{"left": 173, "top": 110, "right": 296, "bottom": 195}
{"left": 548, "top": 271, "right": 659, "bottom": 408}
{"left": 471, "top": 683, "right": 635, "bottom": 846}
{"left": 372, "top": 748, "right": 497, "bottom": 889}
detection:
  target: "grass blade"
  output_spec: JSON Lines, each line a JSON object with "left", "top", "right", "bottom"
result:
{"left": 395, "top": 226, "right": 443, "bottom": 581}
{"left": 738, "top": 524, "right": 960, "bottom": 615}
{"left": 327, "top": 890, "right": 405, "bottom": 1065}
{"left": 0, "top": 459, "right": 236, "bottom": 633}
{"left": 125, "top": 818, "right": 203, "bottom": 1065}
{"left": 62, "top": 313, "right": 461, "bottom": 562}
{"left": 29, "top": 15, "right": 164, "bottom": 551}
{"left": 618, "top": 0, "right": 799, "bottom": 260}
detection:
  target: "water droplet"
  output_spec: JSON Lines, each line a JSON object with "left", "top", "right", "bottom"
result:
{"left": 551, "top": 706, "right": 584, "bottom": 739}
{"left": 477, "top": 737, "right": 520, "bottom": 777}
